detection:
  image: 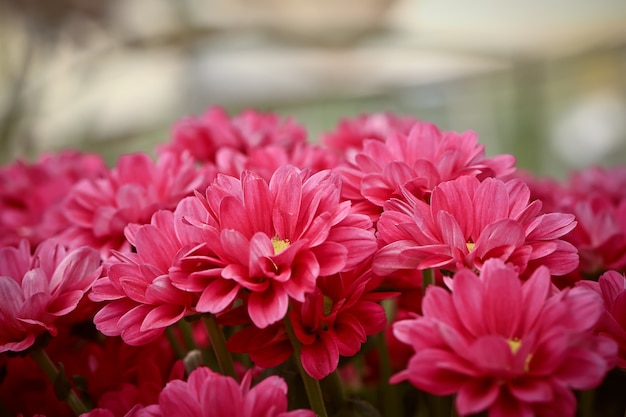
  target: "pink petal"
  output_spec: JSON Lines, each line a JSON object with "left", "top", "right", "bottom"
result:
{"left": 473, "top": 178, "right": 509, "bottom": 237}
{"left": 451, "top": 269, "right": 486, "bottom": 337}
{"left": 248, "top": 283, "right": 289, "bottom": 328}
{"left": 140, "top": 304, "right": 185, "bottom": 331}
{"left": 300, "top": 331, "right": 339, "bottom": 380}
{"left": 196, "top": 279, "right": 240, "bottom": 314}
{"left": 270, "top": 166, "right": 302, "bottom": 239}
{"left": 508, "top": 378, "right": 553, "bottom": 403}
{"left": 242, "top": 171, "right": 273, "bottom": 236}
{"left": 158, "top": 380, "right": 202, "bottom": 417}
{"left": 455, "top": 378, "right": 499, "bottom": 415}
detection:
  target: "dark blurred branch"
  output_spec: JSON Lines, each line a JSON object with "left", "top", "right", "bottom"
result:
{"left": 0, "top": 33, "right": 36, "bottom": 159}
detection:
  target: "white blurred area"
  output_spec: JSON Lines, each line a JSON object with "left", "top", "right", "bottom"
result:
{"left": 1, "top": 0, "right": 626, "bottom": 175}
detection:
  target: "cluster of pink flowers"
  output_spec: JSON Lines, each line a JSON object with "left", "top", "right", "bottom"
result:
{"left": 1, "top": 107, "right": 624, "bottom": 417}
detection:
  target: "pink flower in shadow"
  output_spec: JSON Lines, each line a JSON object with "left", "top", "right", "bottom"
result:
{"left": 0, "top": 151, "right": 106, "bottom": 248}
{"left": 139, "top": 367, "right": 314, "bottom": 417}
{"left": 60, "top": 151, "right": 210, "bottom": 259}
{"left": 0, "top": 240, "right": 101, "bottom": 353}
{"left": 577, "top": 270, "right": 626, "bottom": 368}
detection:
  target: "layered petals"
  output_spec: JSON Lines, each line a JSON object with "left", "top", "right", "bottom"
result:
{"left": 374, "top": 176, "right": 578, "bottom": 278}
{"left": 0, "top": 240, "right": 101, "bottom": 353}
{"left": 392, "top": 259, "right": 617, "bottom": 417}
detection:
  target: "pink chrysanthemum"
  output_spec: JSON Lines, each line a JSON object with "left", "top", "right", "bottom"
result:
{"left": 91, "top": 209, "right": 198, "bottom": 345}
{"left": 164, "top": 107, "right": 336, "bottom": 181}
{"left": 176, "top": 165, "right": 378, "bottom": 328}
{"left": 522, "top": 167, "right": 626, "bottom": 279}
{"left": 565, "top": 196, "right": 626, "bottom": 275}
{"left": 126, "top": 367, "right": 314, "bottom": 417}
{"left": 374, "top": 176, "right": 578, "bottom": 278}
{"left": 212, "top": 142, "right": 338, "bottom": 182}
{"left": 577, "top": 270, "right": 626, "bottom": 368}
{"left": 289, "top": 267, "right": 393, "bottom": 379}
{"left": 160, "top": 106, "right": 307, "bottom": 164}
{"left": 228, "top": 265, "right": 393, "bottom": 379}
{"left": 391, "top": 259, "right": 617, "bottom": 417}
{"left": 0, "top": 240, "right": 101, "bottom": 353}
{"left": 567, "top": 165, "right": 626, "bottom": 204}
{"left": 321, "top": 112, "right": 418, "bottom": 160}
{"left": 0, "top": 151, "right": 106, "bottom": 248}
{"left": 60, "top": 151, "right": 210, "bottom": 259}
{"left": 335, "top": 121, "right": 516, "bottom": 221}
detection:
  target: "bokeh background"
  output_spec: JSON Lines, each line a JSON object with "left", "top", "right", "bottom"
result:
{"left": 2, "top": 0, "right": 626, "bottom": 177}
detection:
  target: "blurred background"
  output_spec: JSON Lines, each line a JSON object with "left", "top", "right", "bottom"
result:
{"left": 1, "top": 0, "right": 626, "bottom": 177}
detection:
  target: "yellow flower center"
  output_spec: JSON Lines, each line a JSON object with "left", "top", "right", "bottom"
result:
{"left": 507, "top": 338, "right": 522, "bottom": 354}
{"left": 466, "top": 242, "right": 476, "bottom": 252}
{"left": 507, "top": 338, "right": 532, "bottom": 372}
{"left": 271, "top": 237, "right": 290, "bottom": 255}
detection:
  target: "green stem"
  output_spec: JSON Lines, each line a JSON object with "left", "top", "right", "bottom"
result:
{"left": 422, "top": 268, "right": 435, "bottom": 295}
{"left": 202, "top": 314, "right": 237, "bottom": 379}
{"left": 577, "top": 389, "right": 595, "bottom": 417}
{"left": 322, "top": 369, "right": 346, "bottom": 414}
{"left": 178, "top": 319, "right": 198, "bottom": 351}
{"left": 450, "top": 396, "right": 460, "bottom": 417}
{"left": 165, "top": 326, "right": 186, "bottom": 359}
{"left": 284, "top": 314, "right": 329, "bottom": 417}
{"left": 29, "top": 348, "right": 89, "bottom": 416}
{"left": 376, "top": 331, "right": 400, "bottom": 417}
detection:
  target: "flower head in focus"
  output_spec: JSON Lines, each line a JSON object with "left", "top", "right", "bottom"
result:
{"left": 334, "top": 121, "right": 516, "bottom": 222}
{"left": 91, "top": 209, "right": 198, "bottom": 345}
{"left": 392, "top": 259, "right": 617, "bottom": 417}
{"left": 177, "top": 165, "right": 378, "bottom": 329}
{"left": 374, "top": 176, "right": 578, "bottom": 279}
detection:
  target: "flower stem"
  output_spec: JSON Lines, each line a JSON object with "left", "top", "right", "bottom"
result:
{"left": 179, "top": 319, "right": 198, "bottom": 351}
{"left": 322, "top": 369, "right": 346, "bottom": 414}
{"left": 376, "top": 331, "right": 400, "bottom": 417}
{"left": 165, "top": 326, "right": 186, "bottom": 359}
{"left": 202, "top": 314, "right": 237, "bottom": 379}
{"left": 29, "top": 347, "right": 89, "bottom": 416}
{"left": 284, "top": 314, "right": 329, "bottom": 417}
{"left": 422, "top": 268, "right": 435, "bottom": 295}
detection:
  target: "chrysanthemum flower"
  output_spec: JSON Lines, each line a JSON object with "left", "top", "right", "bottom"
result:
{"left": 159, "top": 106, "right": 307, "bottom": 164}
{"left": 374, "top": 176, "right": 578, "bottom": 278}
{"left": 130, "top": 367, "right": 314, "bottom": 417}
{"left": 178, "top": 165, "right": 378, "bottom": 329}
{"left": 392, "top": 259, "right": 617, "bottom": 417}
{"left": 60, "top": 151, "right": 210, "bottom": 259}
{"left": 522, "top": 167, "right": 626, "bottom": 280}
{"left": 289, "top": 268, "right": 392, "bottom": 379}
{"left": 321, "top": 112, "right": 418, "bottom": 160}
{"left": 228, "top": 266, "right": 393, "bottom": 379}
{"left": 0, "top": 151, "right": 106, "bottom": 248}
{"left": 334, "top": 121, "right": 516, "bottom": 221}
{"left": 212, "top": 142, "right": 338, "bottom": 182}
{"left": 577, "top": 270, "right": 626, "bottom": 368}
{"left": 565, "top": 196, "right": 626, "bottom": 276}
{"left": 91, "top": 209, "right": 198, "bottom": 345}
{"left": 0, "top": 239, "right": 101, "bottom": 353}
